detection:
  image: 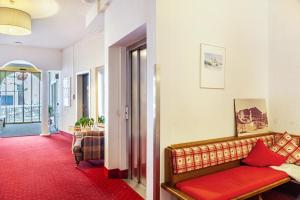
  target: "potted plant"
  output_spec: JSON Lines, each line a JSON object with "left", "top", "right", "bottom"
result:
{"left": 88, "top": 118, "right": 95, "bottom": 130}
{"left": 74, "top": 117, "right": 97, "bottom": 132}
{"left": 74, "top": 120, "right": 81, "bottom": 132}
{"left": 97, "top": 116, "right": 105, "bottom": 128}
{"left": 80, "top": 117, "right": 90, "bottom": 131}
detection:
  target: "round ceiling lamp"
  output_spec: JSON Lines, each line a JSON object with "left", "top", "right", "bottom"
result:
{"left": 0, "top": 7, "right": 31, "bottom": 36}
{"left": 0, "top": 0, "right": 59, "bottom": 19}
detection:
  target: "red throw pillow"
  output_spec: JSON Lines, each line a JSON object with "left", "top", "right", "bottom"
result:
{"left": 243, "top": 139, "right": 287, "bottom": 167}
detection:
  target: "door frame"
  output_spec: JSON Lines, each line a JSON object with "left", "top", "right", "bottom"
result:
{"left": 96, "top": 66, "right": 105, "bottom": 118}
{"left": 76, "top": 70, "right": 91, "bottom": 119}
{"left": 126, "top": 39, "right": 147, "bottom": 183}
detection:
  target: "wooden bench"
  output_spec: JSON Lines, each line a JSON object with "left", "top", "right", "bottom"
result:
{"left": 161, "top": 132, "right": 296, "bottom": 200}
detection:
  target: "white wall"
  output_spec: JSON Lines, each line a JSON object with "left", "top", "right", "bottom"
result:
{"left": 269, "top": 0, "right": 300, "bottom": 135}
{"left": 60, "top": 31, "right": 105, "bottom": 132}
{"left": 105, "top": 0, "right": 146, "bottom": 47}
{"left": 157, "top": 0, "right": 269, "bottom": 199}
{"left": 104, "top": 0, "right": 156, "bottom": 199}
{"left": 0, "top": 44, "right": 61, "bottom": 70}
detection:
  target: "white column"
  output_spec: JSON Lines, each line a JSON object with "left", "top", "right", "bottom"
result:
{"left": 40, "top": 70, "right": 50, "bottom": 136}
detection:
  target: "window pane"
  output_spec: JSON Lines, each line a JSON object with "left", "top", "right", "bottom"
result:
{"left": 32, "top": 73, "right": 41, "bottom": 122}
{"left": 24, "top": 73, "right": 32, "bottom": 122}
{"left": 0, "top": 71, "right": 5, "bottom": 92}
{"left": 98, "top": 69, "right": 105, "bottom": 117}
{"left": 5, "top": 91, "right": 15, "bottom": 123}
{"left": 14, "top": 72, "right": 24, "bottom": 122}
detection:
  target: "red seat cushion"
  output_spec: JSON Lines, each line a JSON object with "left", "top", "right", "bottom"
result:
{"left": 176, "top": 166, "right": 288, "bottom": 200}
{"left": 243, "top": 139, "right": 287, "bottom": 167}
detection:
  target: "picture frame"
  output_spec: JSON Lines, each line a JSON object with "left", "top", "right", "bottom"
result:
{"left": 200, "top": 44, "right": 226, "bottom": 89}
{"left": 234, "top": 98, "right": 269, "bottom": 137}
{"left": 63, "top": 77, "right": 71, "bottom": 107}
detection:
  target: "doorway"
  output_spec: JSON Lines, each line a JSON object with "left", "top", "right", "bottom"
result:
{"left": 128, "top": 41, "right": 147, "bottom": 186}
{"left": 49, "top": 71, "right": 60, "bottom": 132}
{"left": 0, "top": 71, "right": 41, "bottom": 124}
{"left": 76, "top": 72, "right": 90, "bottom": 119}
{"left": 0, "top": 60, "right": 42, "bottom": 137}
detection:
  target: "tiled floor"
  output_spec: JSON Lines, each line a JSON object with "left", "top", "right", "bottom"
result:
{"left": 123, "top": 179, "right": 146, "bottom": 199}
{"left": 0, "top": 123, "right": 41, "bottom": 137}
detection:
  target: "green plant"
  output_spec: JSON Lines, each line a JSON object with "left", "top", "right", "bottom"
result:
{"left": 98, "top": 116, "right": 105, "bottom": 124}
{"left": 79, "top": 116, "right": 89, "bottom": 128}
{"left": 75, "top": 121, "right": 81, "bottom": 127}
{"left": 75, "top": 117, "right": 95, "bottom": 128}
{"left": 88, "top": 118, "right": 95, "bottom": 127}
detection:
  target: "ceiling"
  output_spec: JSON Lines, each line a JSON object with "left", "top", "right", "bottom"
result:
{"left": 0, "top": 0, "right": 104, "bottom": 49}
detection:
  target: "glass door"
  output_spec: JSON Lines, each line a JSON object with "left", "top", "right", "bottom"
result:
{"left": 129, "top": 44, "right": 147, "bottom": 186}
{"left": 0, "top": 71, "right": 41, "bottom": 124}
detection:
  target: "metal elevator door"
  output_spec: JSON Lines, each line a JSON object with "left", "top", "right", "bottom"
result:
{"left": 130, "top": 46, "right": 147, "bottom": 186}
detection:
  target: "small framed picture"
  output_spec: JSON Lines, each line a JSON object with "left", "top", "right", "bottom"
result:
{"left": 234, "top": 98, "right": 269, "bottom": 137}
{"left": 200, "top": 44, "right": 226, "bottom": 89}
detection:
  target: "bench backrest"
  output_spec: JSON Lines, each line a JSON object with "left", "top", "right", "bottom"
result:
{"left": 164, "top": 132, "right": 290, "bottom": 187}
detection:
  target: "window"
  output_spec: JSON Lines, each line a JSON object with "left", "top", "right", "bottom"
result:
{"left": 0, "top": 95, "right": 13, "bottom": 105}
{"left": 97, "top": 67, "right": 105, "bottom": 117}
{"left": 0, "top": 71, "right": 41, "bottom": 123}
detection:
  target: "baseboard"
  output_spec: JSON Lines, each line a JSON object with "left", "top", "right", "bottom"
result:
{"left": 59, "top": 131, "right": 73, "bottom": 138}
{"left": 105, "top": 167, "right": 128, "bottom": 179}
{"left": 40, "top": 133, "right": 51, "bottom": 137}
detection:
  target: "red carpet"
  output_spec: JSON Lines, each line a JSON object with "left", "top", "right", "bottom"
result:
{"left": 0, "top": 134, "right": 143, "bottom": 200}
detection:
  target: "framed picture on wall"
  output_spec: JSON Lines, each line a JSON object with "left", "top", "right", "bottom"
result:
{"left": 234, "top": 99, "right": 269, "bottom": 137}
{"left": 200, "top": 44, "right": 226, "bottom": 89}
{"left": 63, "top": 77, "right": 71, "bottom": 107}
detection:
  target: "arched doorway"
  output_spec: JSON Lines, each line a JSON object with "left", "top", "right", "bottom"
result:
{"left": 0, "top": 60, "right": 42, "bottom": 137}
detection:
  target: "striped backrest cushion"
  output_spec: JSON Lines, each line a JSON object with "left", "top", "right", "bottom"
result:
{"left": 171, "top": 135, "right": 275, "bottom": 174}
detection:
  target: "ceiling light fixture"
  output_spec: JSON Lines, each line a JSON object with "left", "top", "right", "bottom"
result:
{"left": 0, "top": 7, "right": 31, "bottom": 36}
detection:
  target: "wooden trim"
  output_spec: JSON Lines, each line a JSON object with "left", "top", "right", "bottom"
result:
{"left": 169, "top": 131, "right": 300, "bottom": 150}
{"left": 162, "top": 178, "right": 291, "bottom": 200}
{"left": 170, "top": 132, "right": 274, "bottom": 149}
{"left": 161, "top": 183, "right": 194, "bottom": 200}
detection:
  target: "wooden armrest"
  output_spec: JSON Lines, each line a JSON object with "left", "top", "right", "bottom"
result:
{"left": 161, "top": 183, "right": 194, "bottom": 200}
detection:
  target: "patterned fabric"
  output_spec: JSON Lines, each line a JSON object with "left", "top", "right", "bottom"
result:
{"left": 82, "top": 131, "right": 104, "bottom": 137}
{"left": 172, "top": 135, "right": 275, "bottom": 174}
{"left": 271, "top": 133, "right": 300, "bottom": 165}
{"left": 83, "top": 136, "right": 103, "bottom": 160}
{"left": 275, "top": 133, "right": 300, "bottom": 146}
{"left": 73, "top": 135, "right": 104, "bottom": 163}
